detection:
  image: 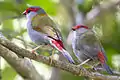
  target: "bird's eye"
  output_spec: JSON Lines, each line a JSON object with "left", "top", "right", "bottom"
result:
{"left": 27, "top": 10, "right": 31, "bottom": 13}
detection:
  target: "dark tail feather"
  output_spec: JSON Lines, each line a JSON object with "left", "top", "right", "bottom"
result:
{"left": 103, "top": 63, "right": 113, "bottom": 74}
{"left": 62, "top": 50, "right": 75, "bottom": 64}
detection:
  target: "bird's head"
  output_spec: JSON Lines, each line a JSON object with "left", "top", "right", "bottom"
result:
{"left": 72, "top": 25, "right": 89, "bottom": 31}
{"left": 72, "top": 25, "right": 89, "bottom": 35}
{"left": 23, "top": 6, "right": 46, "bottom": 19}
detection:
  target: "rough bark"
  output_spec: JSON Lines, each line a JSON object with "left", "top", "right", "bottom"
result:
{"left": 0, "top": 38, "right": 119, "bottom": 80}
{"left": 0, "top": 44, "right": 43, "bottom": 80}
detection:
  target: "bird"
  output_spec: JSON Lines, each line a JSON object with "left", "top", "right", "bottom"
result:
{"left": 22, "top": 6, "right": 75, "bottom": 64}
{"left": 71, "top": 24, "right": 113, "bottom": 74}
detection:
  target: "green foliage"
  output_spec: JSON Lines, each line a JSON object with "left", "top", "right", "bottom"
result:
{"left": 0, "top": 1, "right": 27, "bottom": 18}
{"left": 61, "top": 71, "right": 84, "bottom": 80}
{"left": 27, "top": 0, "right": 57, "bottom": 15}
{"left": 96, "top": 11, "right": 120, "bottom": 54}
{"left": 0, "top": 0, "right": 120, "bottom": 79}
{"left": 92, "top": 11, "right": 119, "bottom": 66}
{"left": 2, "top": 66, "right": 17, "bottom": 80}
{"left": 77, "top": 0, "right": 94, "bottom": 14}
{"left": 105, "top": 47, "right": 117, "bottom": 66}
{"left": 3, "top": 20, "right": 14, "bottom": 30}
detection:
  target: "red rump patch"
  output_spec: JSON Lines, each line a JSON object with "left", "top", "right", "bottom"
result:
{"left": 52, "top": 40, "right": 64, "bottom": 50}
{"left": 98, "top": 51, "right": 105, "bottom": 64}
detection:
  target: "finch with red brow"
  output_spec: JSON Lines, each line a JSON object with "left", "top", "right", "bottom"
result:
{"left": 23, "top": 6, "right": 75, "bottom": 64}
{"left": 71, "top": 24, "right": 113, "bottom": 74}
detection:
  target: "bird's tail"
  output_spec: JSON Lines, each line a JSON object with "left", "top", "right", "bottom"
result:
{"left": 98, "top": 51, "right": 113, "bottom": 74}
{"left": 102, "top": 63, "right": 113, "bottom": 74}
{"left": 49, "top": 38, "right": 75, "bottom": 64}
{"left": 61, "top": 49, "right": 75, "bottom": 64}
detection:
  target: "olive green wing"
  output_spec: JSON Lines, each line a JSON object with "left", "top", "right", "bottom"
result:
{"left": 31, "top": 15, "right": 62, "bottom": 40}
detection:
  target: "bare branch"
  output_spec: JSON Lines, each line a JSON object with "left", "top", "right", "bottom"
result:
{"left": 0, "top": 38, "right": 119, "bottom": 80}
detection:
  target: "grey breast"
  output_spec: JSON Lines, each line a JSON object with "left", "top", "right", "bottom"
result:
{"left": 27, "top": 20, "right": 48, "bottom": 45}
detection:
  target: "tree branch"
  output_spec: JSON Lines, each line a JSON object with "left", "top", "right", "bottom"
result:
{"left": 0, "top": 44, "right": 43, "bottom": 80}
{"left": 0, "top": 38, "right": 119, "bottom": 80}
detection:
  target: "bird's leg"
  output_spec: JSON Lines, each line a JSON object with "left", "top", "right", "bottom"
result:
{"left": 32, "top": 45, "right": 42, "bottom": 53}
{"left": 50, "top": 48, "right": 55, "bottom": 65}
{"left": 78, "top": 59, "right": 90, "bottom": 66}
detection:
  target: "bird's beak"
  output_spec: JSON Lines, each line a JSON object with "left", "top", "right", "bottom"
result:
{"left": 22, "top": 11, "right": 26, "bottom": 15}
{"left": 71, "top": 27, "right": 75, "bottom": 31}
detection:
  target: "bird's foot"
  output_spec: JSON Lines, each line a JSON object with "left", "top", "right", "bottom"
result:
{"left": 32, "top": 45, "right": 42, "bottom": 53}
{"left": 31, "top": 49, "right": 36, "bottom": 54}
{"left": 77, "top": 59, "right": 90, "bottom": 66}
{"left": 31, "top": 49, "right": 38, "bottom": 56}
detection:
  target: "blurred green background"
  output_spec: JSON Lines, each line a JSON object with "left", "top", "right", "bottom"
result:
{"left": 0, "top": 0, "right": 120, "bottom": 80}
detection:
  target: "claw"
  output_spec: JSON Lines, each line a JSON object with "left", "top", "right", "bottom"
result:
{"left": 32, "top": 50, "right": 35, "bottom": 53}
{"left": 31, "top": 49, "right": 38, "bottom": 55}
{"left": 31, "top": 45, "right": 42, "bottom": 54}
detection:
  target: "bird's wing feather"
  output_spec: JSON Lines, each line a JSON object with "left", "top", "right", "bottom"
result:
{"left": 31, "top": 15, "right": 62, "bottom": 40}
{"left": 31, "top": 15, "right": 75, "bottom": 63}
{"left": 75, "top": 30, "right": 112, "bottom": 74}
{"left": 76, "top": 30, "right": 107, "bottom": 61}
{"left": 92, "top": 31, "right": 108, "bottom": 61}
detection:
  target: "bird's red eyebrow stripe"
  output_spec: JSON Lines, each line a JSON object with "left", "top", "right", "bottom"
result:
{"left": 72, "top": 25, "right": 80, "bottom": 30}
{"left": 26, "top": 8, "right": 40, "bottom": 13}
{"left": 72, "top": 25, "right": 89, "bottom": 30}
{"left": 26, "top": 8, "right": 33, "bottom": 12}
